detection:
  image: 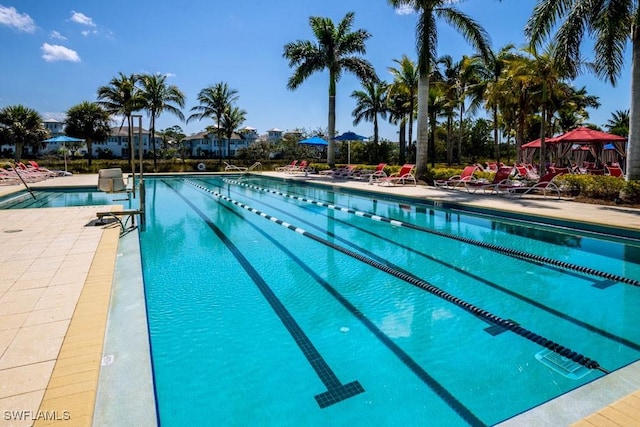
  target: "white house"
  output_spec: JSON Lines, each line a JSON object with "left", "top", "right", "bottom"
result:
{"left": 183, "top": 129, "right": 255, "bottom": 158}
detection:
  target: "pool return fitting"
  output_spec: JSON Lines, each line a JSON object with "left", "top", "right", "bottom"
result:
{"left": 186, "top": 179, "right": 610, "bottom": 375}
{"left": 223, "top": 178, "right": 640, "bottom": 288}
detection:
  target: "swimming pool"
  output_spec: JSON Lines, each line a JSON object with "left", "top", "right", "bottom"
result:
{"left": 139, "top": 175, "right": 640, "bottom": 426}
{"left": 0, "top": 187, "right": 137, "bottom": 209}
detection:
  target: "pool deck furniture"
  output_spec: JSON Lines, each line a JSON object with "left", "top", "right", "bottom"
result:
{"left": 377, "top": 164, "right": 416, "bottom": 186}
{"left": 465, "top": 167, "right": 516, "bottom": 194}
{"left": 506, "top": 170, "right": 566, "bottom": 199}
{"left": 434, "top": 165, "right": 479, "bottom": 189}
{"left": 1, "top": 173, "right": 640, "bottom": 426}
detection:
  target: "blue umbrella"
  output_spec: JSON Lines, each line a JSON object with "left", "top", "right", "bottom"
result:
{"left": 334, "top": 131, "right": 367, "bottom": 141}
{"left": 43, "top": 135, "right": 85, "bottom": 143}
{"left": 299, "top": 136, "right": 328, "bottom": 146}
{"left": 43, "top": 135, "right": 85, "bottom": 172}
{"left": 334, "top": 131, "right": 367, "bottom": 164}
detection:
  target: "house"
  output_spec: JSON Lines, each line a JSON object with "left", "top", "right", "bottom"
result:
{"left": 182, "top": 128, "right": 255, "bottom": 158}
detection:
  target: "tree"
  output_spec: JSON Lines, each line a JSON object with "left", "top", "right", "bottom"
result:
{"left": 388, "top": 55, "right": 419, "bottom": 163}
{"left": 219, "top": 106, "right": 247, "bottom": 158}
{"left": 283, "top": 11, "right": 378, "bottom": 166}
{"left": 187, "top": 82, "right": 238, "bottom": 159}
{"left": 159, "top": 125, "right": 187, "bottom": 161}
{"left": 526, "top": 0, "right": 640, "bottom": 179}
{"left": 139, "top": 73, "right": 186, "bottom": 170}
{"left": 97, "top": 72, "right": 143, "bottom": 172}
{"left": 351, "top": 80, "right": 389, "bottom": 145}
{"left": 64, "top": 101, "right": 111, "bottom": 166}
{"left": 387, "top": 0, "right": 492, "bottom": 179}
{"left": 606, "top": 109, "right": 630, "bottom": 137}
{"left": 0, "top": 105, "right": 48, "bottom": 162}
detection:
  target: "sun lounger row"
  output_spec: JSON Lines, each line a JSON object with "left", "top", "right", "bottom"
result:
{"left": 1, "top": 161, "right": 66, "bottom": 185}
{"left": 435, "top": 165, "right": 566, "bottom": 198}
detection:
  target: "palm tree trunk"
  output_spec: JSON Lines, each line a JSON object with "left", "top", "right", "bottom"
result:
{"left": 327, "top": 73, "right": 337, "bottom": 167}
{"left": 447, "top": 116, "right": 453, "bottom": 165}
{"left": 493, "top": 107, "right": 500, "bottom": 162}
{"left": 399, "top": 121, "right": 406, "bottom": 164}
{"left": 416, "top": 74, "right": 429, "bottom": 177}
{"left": 151, "top": 115, "right": 157, "bottom": 171}
{"left": 627, "top": 28, "right": 640, "bottom": 180}
{"left": 457, "top": 104, "right": 464, "bottom": 164}
{"left": 128, "top": 114, "right": 135, "bottom": 175}
{"left": 408, "top": 98, "right": 414, "bottom": 155}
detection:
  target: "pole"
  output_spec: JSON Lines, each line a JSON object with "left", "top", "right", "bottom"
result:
{"left": 135, "top": 115, "right": 146, "bottom": 229}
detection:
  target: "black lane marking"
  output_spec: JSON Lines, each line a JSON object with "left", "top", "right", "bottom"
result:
{"left": 224, "top": 178, "right": 639, "bottom": 287}
{"left": 185, "top": 179, "right": 609, "bottom": 374}
{"left": 216, "top": 181, "right": 640, "bottom": 353}
{"left": 166, "top": 180, "right": 363, "bottom": 408}
{"left": 210, "top": 190, "right": 486, "bottom": 426}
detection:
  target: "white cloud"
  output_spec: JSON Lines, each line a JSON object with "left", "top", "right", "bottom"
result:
{"left": 0, "top": 5, "right": 36, "bottom": 32}
{"left": 50, "top": 30, "right": 66, "bottom": 40}
{"left": 41, "top": 43, "right": 81, "bottom": 62}
{"left": 395, "top": 5, "right": 414, "bottom": 15}
{"left": 70, "top": 11, "right": 95, "bottom": 27}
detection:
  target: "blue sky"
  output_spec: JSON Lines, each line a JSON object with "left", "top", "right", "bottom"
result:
{"left": 0, "top": 0, "right": 631, "bottom": 141}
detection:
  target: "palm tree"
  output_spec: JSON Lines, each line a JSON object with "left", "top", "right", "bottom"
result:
{"left": 526, "top": 0, "right": 639, "bottom": 179}
{"left": 64, "top": 101, "right": 111, "bottom": 166}
{"left": 219, "top": 106, "right": 247, "bottom": 158}
{"left": 478, "top": 44, "right": 516, "bottom": 162}
{"left": 0, "top": 105, "right": 48, "bottom": 162}
{"left": 434, "top": 54, "right": 459, "bottom": 165}
{"left": 351, "top": 80, "right": 389, "bottom": 145}
{"left": 139, "top": 74, "right": 186, "bottom": 170}
{"left": 97, "top": 72, "right": 143, "bottom": 172}
{"left": 388, "top": 55, "right": 419, "bottom": 162}
{"left": 606, "top": 109, "right": 630, "bottom": 137}
{"left": 283, "top": 11, "right": 378, "bottom": 166}
{"left": 387, "top": 0, "right": 492, "bottom": 179}
{"left": 187, "top": 82, "right": 238, "bottom": 159}
{"left": 387, "top": 91, "right": 410, "bottom": 163}
{"left": 510, "top": 44, "right": 569, "bottom": 173}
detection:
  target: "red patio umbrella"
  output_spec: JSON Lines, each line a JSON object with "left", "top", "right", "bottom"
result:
{"left": 551, "top": 127, "right": 626, "bottom": 143}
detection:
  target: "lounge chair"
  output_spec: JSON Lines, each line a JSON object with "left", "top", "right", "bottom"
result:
{"left": 605, "top": 165, "right": 623, "bottom": 177}
{"left": 319, "top": 164, "right": 351, "bottom": 177}
{"left": 275, "top": 160, "right": 297, "bottom": 172}
{"left": 434, "top": 165, "right": 478, "bottom": 189}
{"left": 378, "top": 164, "right": 416, "bottom": 186}
{"left": 331, "top": 164, "right": 358, "bottom": 179}
{"left": 357, "top": 163, "right": 387, "bottom": 183}
{"left": 506, "top": 170, "right": 566, "bottom": 199}
{"left": 286, "top": 160, "right": 309, "bottom": 174}
{"left": 224, "top": 161, "right": 249, "bottom": 172}
{"left": 465, "top": 167, "right": 517, "bottom": 194}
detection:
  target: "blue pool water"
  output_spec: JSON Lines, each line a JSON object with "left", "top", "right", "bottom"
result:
{"left": 0, "top": 188, "right": 136, "bottom": 209}
{"left": 137, "top": 176, "right": 640, "bottom": 426}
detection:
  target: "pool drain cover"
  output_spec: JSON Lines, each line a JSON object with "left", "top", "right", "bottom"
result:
{"left": 535, "top": 349, "right": 591, "bottom": 379}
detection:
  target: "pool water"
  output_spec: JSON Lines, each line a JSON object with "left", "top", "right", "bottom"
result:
{"left": 139, "top": 176, "right": 640, "bottom": 426}
{"left": 0, "top": 188, "right": 136, "bottom": 209}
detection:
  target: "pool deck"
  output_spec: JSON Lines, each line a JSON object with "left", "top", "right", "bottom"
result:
{"left": 0, "top": 172, "right": 639, "bottom": 426}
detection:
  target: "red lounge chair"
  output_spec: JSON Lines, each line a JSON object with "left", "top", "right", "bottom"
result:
{"left": 605, "top": 165, "right": 624, "bottom": 177}
{"left": 507, "top": 170, "right": 566, "bottom": 199}
{"left": 378, "top": 164, "right": 416, "bottom": 186}
{"left": 434, "top": 165, "right": 478, "bottom": 189}
{"left": 465, "top": 167, "right": 516, "bottom": 194}
{"left": 275, "top": 160, "right": 297, "bottom": 172}
{"left": 358, "top": 163, "right": 387, "bottom": 183}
